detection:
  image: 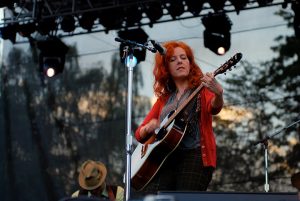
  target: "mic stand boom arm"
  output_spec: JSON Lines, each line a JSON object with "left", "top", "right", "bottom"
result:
{"left": 115, "top": 37, "right": 157, "bottom": 53}
{"left": 252, "top": 118, "right": 300, "bottom": 193}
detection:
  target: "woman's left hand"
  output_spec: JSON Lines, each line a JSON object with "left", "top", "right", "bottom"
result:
{"left": 201, "top": 72, "right": 223, "bottom": 96}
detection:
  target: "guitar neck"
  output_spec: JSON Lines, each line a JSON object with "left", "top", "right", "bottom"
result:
{"left": 161, "top": 52, "right": 243, "bottom": 130}
{"left": 163, "top": 83, "right": 204, "bottom": 129}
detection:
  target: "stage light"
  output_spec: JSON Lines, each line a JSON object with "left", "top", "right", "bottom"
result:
{"left": 229, "top": 0, "right": 249, "bottom": 15}
{"left": 118, "top": 28, "right": 148, "bottom": 64}
{"left": 185, "top": 0, "right": 204, "bottom": 16}
{"left": 143, "top": 2, "right": 163, "bottom": 27}
{"left": 37, "top": 37, "right": 68, "bottom": 78}
{"left": 0, "top": 23, "right": 16, "bottom": 43}
{"left": 292, "top": 1, "right": 300, "bottom": 38}
{"left": 61, "top": 15, "right": 75, "bottom": 33}
{"left": 124, "top": 5, "right": 143, "bottom": 27}
{"left": 257, "top": 0, "right": 273, "bottom": 6}
{"left": 79, "top": 12, "right": 97, "bottom": 32}
{"left": 204, "top": 31, "right": 230, "bottom": 55}
{"left": 202, "top": 12, "right": 232, "bottom": 55}
{"left": 42, "top": 57, "right": 62, "bottom": 78}
{"left": 18, "top": 22, "right": 36, "bottom": 37}
{"left": 98, "top": 8, "right": 124, "bottom": 32}
{"left": 0, "top": 1, "right": 14, "bottom": 8}
{"left": 165, "top": 0, "right": 184, "bottom": 19}
{"left": 37, "top": 17, "right": 57, "bottom": 35}
{"left": 208, "top": 0, "right": 226, "bottom": 12}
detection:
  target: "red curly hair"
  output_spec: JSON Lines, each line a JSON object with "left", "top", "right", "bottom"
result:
{"left": 153, "top": 41, "right": 203, "bottom": 99}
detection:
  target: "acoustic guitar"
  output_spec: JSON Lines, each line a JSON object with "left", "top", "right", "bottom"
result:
{"left": 131, "top": 53, "right": 243, "bottom": 191}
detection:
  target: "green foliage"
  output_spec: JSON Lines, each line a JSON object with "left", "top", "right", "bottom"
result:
{"left": 210, "top": 9, "right": 300, "bottom": 192}
{"left": 0, "top": 44, "right": 151, "bottom": 201}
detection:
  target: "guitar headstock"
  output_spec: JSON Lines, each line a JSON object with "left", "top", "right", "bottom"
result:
{"left": 213, "top": 53, "right": 242, "bottom": 76}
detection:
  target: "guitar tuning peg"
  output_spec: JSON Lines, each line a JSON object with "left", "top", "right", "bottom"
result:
{"left": 229, "top": 68, "right": 232, "bottom": 71}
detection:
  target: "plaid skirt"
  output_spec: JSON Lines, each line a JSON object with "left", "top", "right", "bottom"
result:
{"left": 141, "top": 147, "right": 214, "bottom": 195}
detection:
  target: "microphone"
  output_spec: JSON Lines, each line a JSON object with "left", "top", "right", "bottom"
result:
{"left": 150, "top": 40, "right": 166, "bottom": 55}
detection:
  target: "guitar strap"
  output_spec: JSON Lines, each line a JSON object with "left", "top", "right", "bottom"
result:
{"left": 181, "top": 91, "right": 201, "bottom": 124}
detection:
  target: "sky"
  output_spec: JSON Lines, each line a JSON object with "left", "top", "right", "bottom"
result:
{"left": 61, "top": 4, "right": 293, "bottom": 99}
{"left": 1, "top": 3, "right": 294, "bottom": 99}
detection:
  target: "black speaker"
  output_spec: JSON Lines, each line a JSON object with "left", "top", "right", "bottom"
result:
{"left": 158, "top": 191, "right": 298, "bottom": 201}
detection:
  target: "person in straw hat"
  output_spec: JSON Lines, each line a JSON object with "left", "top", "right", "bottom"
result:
{"left": 72, "top": 160, "right": 124, "bottom": 201}
{"left": 291, "top": 172, "right": 300, "bottom": 200}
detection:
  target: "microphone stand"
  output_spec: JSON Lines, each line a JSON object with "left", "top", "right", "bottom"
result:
{"left": 115, "top": 38, "right": 157, "bottom": 201}
{"left": 252, "top": 119, "right": 300, "bottom": 192}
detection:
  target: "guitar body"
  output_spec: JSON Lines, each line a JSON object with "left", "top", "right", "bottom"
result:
{"left": 131, "top": 118, "right": 187, "bottom": 191}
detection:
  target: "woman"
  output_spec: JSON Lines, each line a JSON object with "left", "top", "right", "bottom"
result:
{"left": 134, "top": 41, "right": 224, "bottom": 194}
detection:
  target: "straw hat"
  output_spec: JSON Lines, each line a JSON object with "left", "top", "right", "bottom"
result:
{"left": 78, "top": 160, "right": 107, "bottom": 190}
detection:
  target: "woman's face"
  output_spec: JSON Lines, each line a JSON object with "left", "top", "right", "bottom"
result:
{"left": 168, "top": 47, "right": 191, "bottom": 81}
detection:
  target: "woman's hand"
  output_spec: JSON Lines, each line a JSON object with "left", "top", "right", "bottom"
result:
{"left": 140, "top": 119, "right": 160, "bottom": 140}
{"left": 201, "top": 72, "right": 224, "bottom": 108}
{"left": 201, "top": 72, "right": 223, "bottom": 96}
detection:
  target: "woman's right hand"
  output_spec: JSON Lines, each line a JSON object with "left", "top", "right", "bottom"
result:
{"left": 140, "top": 119, "right": 159, "bottom": 140}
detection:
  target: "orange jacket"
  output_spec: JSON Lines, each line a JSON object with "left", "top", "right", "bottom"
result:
{"left": 135, "top": 88, "right": 222, "bottom": 168}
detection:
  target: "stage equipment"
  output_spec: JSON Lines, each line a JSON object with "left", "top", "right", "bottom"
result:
{"left": 257, "top": 0, "right": 274, "bottom": 6}
{"left": 124, "top": 5, "right": 143, "bottom": 27}
{"left": 118, "top": 28, "right": 149, "bottom": 64}
{"left": 143, "top": 1, "right": 163, "bottom": 27}
{"left": 158, "top": 191, "right": 298, "bottom": 201}
{"left": 0, "top": 23, "right": 16, "bottom": 43}
{"left": 164, "top": 0, "right": 184, "bottom": 19}
{"left": 185, "top": 0, "right": 204, "bottom": 16}
{"left": 115, "top": 36, "right": 164, "bottom": 201}
{"left": 17, "top": 22, "right": 36, "bottom": 37}
{"left": 202, "top": 12, "right": 232, "bottom": 55}
{"left": 36, "top": 17, "right": 57, "bottom": 36}
{"left": 252, "top": 118, "right": 300, "bottom": 192}
{"left": 230, "top": 0, "right": 249, "bottom": 14}
{"left": 61, "top": 15, "right": 76, "bottom": 33}
{"left": 37, "top": 37, "right": 68, "bottom": 78}
{"left": 98, "top": 7, "right": 124, "bottom": 33}
{"left": 208, "top": 0, "right": 226, "bottom": 12}
{"left": 292, "top": 1, "right": 300, "bottom": 38}
{"left": 79, "top": 12, "right": 97, "bottom": 32}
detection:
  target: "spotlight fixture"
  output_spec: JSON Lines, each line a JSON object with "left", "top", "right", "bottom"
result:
{"left": 42, "top": 57, "right": 62, "bottom": 78}
{"left": 204, "top": 30, "right": 230, "bottom": 55}
{"left": 79, "top": 12, "right": 97, "bottom": 32}
{"left": 61, "top": 15, "right": 75, "bottom": 33}
{"left": 36, "top": 17, "right": 57, "bottom": 35}
{"left": 0, "top": 6, "right": 16, "bottom": 43}
{"left": 0, "top": 0, "right": 14, "bottom": 8}
{"left": 208, "top": 0, "right": 227, "bottom": 12}
{"left": 292, "top": 1, "right": 300, "bottom": 38}
{"left": 143, "top": 2, "right": 163, "bottom": 27}
{"left": 37, "top": 37, "right": 68, "bottom": 78}
{"left": 18, "top": 22, "right": 36, "bottom": 37}
{"left": 98, "top": 8, "right": 124, "bottom": 33}
{"left": 118, "top": 28, "right": 148, "bottom": 64}
{"left": 0, "top": 23, "right": 16, "bottom": 43}
{"left": 202, "top": 12, "right": 232, "bottom": 55}
{"left": 230, "top": 0, "right": 249, "bottom": 15}
{"left": 185, "top": 0, "right": 204, "bottom": 16}
{"left": 124, "top": 5, "right": 143, "bottom": 27}
{"left": 165, "top": 0, "right": 185, "bottom": 19}
{"left": 257, "top": 0, "right": 273, "bottom": 7}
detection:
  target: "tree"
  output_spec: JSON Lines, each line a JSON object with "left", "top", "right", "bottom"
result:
{"left": 210, "top": 8, "right": 300, "bottom": 192}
